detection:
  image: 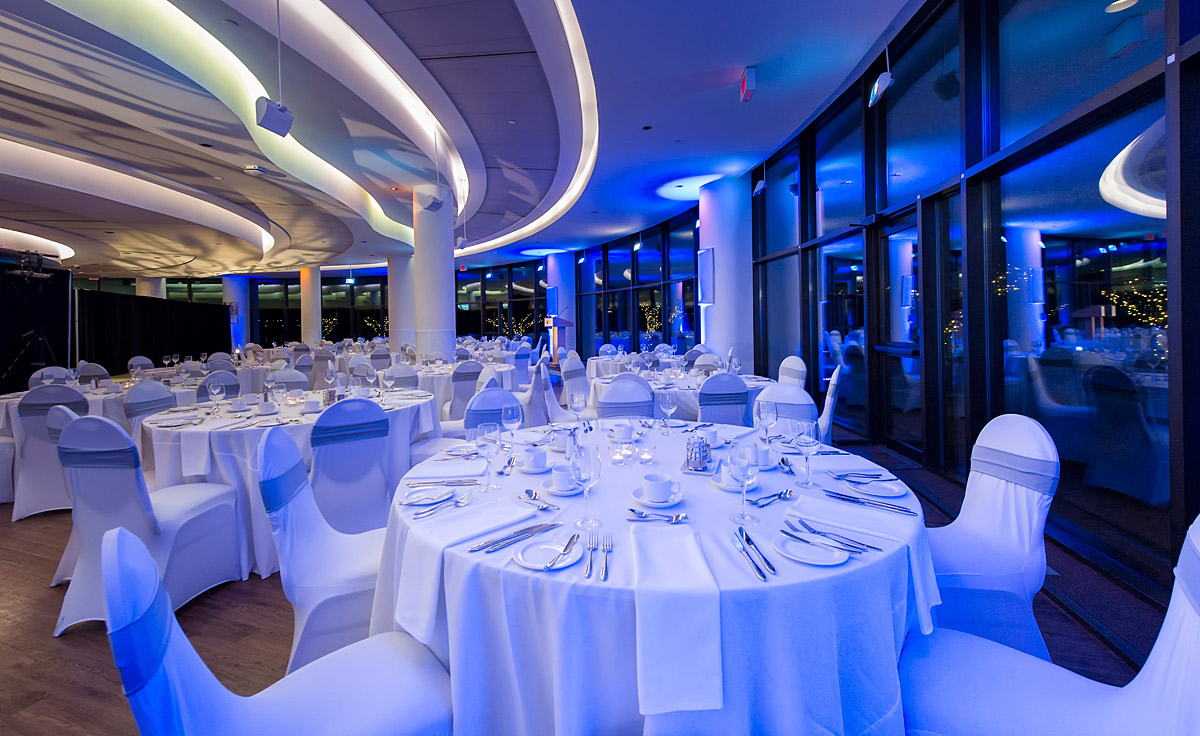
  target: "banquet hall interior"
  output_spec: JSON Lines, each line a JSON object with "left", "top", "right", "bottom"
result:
{"left": 1, "top": 0, "right": 1199, "bottom": 733}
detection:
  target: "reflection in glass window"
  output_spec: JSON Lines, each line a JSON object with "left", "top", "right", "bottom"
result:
{"left": 257, "top": 280, "right": 285, "bottom": 309}
{"left": 579, "top": 293, "right": 601, "bottom": 355}
{"left": 637, "top": 230, "right": 663, "bottom": 284}
{"left": 1000, "top": 100, "right": 1170, "bottom": 583}
{"left": 353, "top": 278, "right": 383, "bottom": 308}
{"left": 608, "top": 239, "right": 633, "bottom": 289}
{"left": 668, "top": 216, "right": 697, "bottom": 278}
{"left": 665, "top": 279, "right": 697, "bottom": 352}
{"left": 763, "top": 255, "right": 801, "bottom": 381}
{"left": 764, "top": 149, "right": 799, "bottom": 254}
{"left": 166, "top": 279, "right": 189, "bottom": 301}
{"left": 484, "top": 270, "right": 508, "bottom": 304}
{"left": 606, "top": 291, "right": 631, "bottom": 352}
{"left": 457, "top": 270, "right": 482, "bottom": 305}
{"left": 815, "top": 101, "right": 864, "bottom": 236}
{"left": 636, "top": 287, "right": 663, "bottom": 350}
{"left": 999, "top": 0, "right": 1165, "bottom": 149}
{"left": 937, "top": 194, "right": 967, "bottom": 476}
{"left": 813, "top": 234, "right": 867, "bottom": 433}
{"left": 511, "top": 264, "right": 537, "bottom": 298}
{"left": 886, "top": 1, "right": 962, "bottom": 206}
{"left": 190, "top": 279, "right": 224, "bottom": 305}
{"left": 883, "top": 218, "right": 921, "bottom": 450}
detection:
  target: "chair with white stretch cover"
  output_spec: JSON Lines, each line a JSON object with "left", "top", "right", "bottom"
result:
{"left": 682, "top": 349, "right": 702, "bottom": 370}
{"left": 309, "top": 399, "right": 391, "bottom": 534}
{"left": 611, "top": 371, "right": 654, "bottom": 393}
{"left": 127, "top": 356, "right": 155, "bottom": 373}
{"left": 516, "top": 359, "right": 551, "bottom": 428}
{"left": 384, "top": 363, "right": 420, "bottom": 389}
{"left": 206, "top": 359, "right": 236, "bottom": 374}
{"left": 598, "top": 343, "right": 617, "bottom": 357}
{"left": 47, "top": 406, "right": 81, "bottom": 586}
{"left": 196, "top": 370, "right": 241, "bottom": 402}
{"left": 817, "top": 365, "right": 842, "bottom": 446}
{"left": 79, "top": 362, "right": 111, "bottom": 382}
{"left": 560, "top": 356, "right": 589, "bottom": 404}
{"left": 1082, "top": 365, "right": 1168, "bottom": 507}
{"left": 543, "top": 363, "right": 574, "bottom": 424}
{"left": 292, "top": 343, "right": 312, "bottom": 358}
{"left": 29, "top": 366, "right": 70, "bottom": 388}
{"left": 462, "top": 387, "right": 523, "bottom": 431}
{"left": 311, "top": 349, "right": 338, "bottom": 390}
{"left": 476, "top": 365, "right": 500, "bottom": 394}
{"left": 208, "top": 351, "right": 231, "bottom": 362}
{"left": 698, "top": 372, "right": 750, "bottom": 426}
{"left": 778, "top": 355, "right": 807, "bottom": 387}
{"left": 556, "top": 346, "right": 567, "bottom": 364}
{"left": 754, "top": 383, "right": 817, "bottom": 422}
{"left": 258, "top": 428, "right": 394, "bottom": 674}
{"left": 899, "top": 514, "right": 1200, "bottom": 736}
{"left": 12, "top": 385, "right": 88, "bottom": 521}
{"left": 295, "top": 353, "right": 314, "bottom": 374}
{"left": 370, "top": 348, "right": 392, "bottom": 371}
{"left": 1027, "top": 350, "right": 1090, "bottom": 462}
{"left": 926, "top": 414, "right": 1059, "bottom": 659}
{"left": 445, "top": 361, "right": 483, "bottom": 421}
{"left": 54, "top": 417, "right": 242, "bottom": 636}
{"left": 123, "top": 381, "right": 176, "bottom": 456}
{"left": 693, "top": 353, "right": 719, "bottom": 374}
{"left": 179, "top": 361, "right": 206, "bottom": 377}
{"left": 596, "top": 380, "right": 654, "bottom": 420}
{"left": 269, "top": 368, "right": 309, "bottom": 391}
{"left": 270, "top": 359, "right": 288, "bottom": 371}
{"left": 511, "top": 345, "right": 532, "bottom": 388}
{"left": 566, "top": 349, "right": 581, "bottom": 363}
{"left": 99, "top": 527, "right": 452, "bottom": 736}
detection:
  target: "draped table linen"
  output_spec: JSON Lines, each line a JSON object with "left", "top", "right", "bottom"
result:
{"left": 589, "top": 374, "right": 774, "bottom": 425}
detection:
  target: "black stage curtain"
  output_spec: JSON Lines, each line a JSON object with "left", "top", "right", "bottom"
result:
{"left": 0, "top": 263, "right": 71, "bottom": 395}
{"left": 76, "top": 290, "right": 231, "bottom": 376}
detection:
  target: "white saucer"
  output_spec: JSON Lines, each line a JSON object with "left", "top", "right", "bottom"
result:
{"left": 541, "top": 479, "right": 582, "bottom": 497}
{"left": 515, "top": 462, "right": 552, "bottom": 475}
{"left": 844, "top": 478, "right": 908, "bottom": 498}
{"left": 401, "top": 488, "right": 456, "bottom": 506}
{"left": 772, "top": 533, "right": 850, "bottom": 566}
{"left": 513, "top": 537, "right": 584, "bottom": 571}
{"left": 255, "top": 409, "right": 279, "bottom": 417}
{"left": 633, "top": 484, "right": 682, "bottom": 508}
{"left": 444, "top": 445, "right": 478, "bottom": 457}
{"left": 709, "top": 475, "right": 760, "bottom": 493}
{"left": 547, "top": 444, "right": 570, "bottom": 453}
{"left": 606, "top": 432, "right": 639, "bottom": 444}
{"left": 300, "top": 407, "right": 323, "bottom": 414}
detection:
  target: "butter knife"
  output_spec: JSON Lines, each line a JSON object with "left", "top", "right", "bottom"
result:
{"left": 780, "top": 528, "right": 862, "bottom": 554}
{"left": 823, "top": 490, "right": 918, "bottom": 516}
{"left": 406, "top": 479, "right": 480, "bottom": 487}
{"left": 483, "top": 523, "right": 561, "bottom": 553}
{"left": 730, "top": 531, "right": 767, "bottom": 581}
{"left": 543, "top": 533, "right": 579, "bottom": 570}
{"left": 468, "top": 523, "right": 551, "bottom": 552}
{"left": 739, "top": 528, "right": 776, "bottom": 575}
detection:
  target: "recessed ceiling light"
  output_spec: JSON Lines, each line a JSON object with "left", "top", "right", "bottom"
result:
{"left": 1105, "top": 0, "right": 1138, "bottom": 12}
{"left": 521, "top": 247, "right": 566, "bottom": 257}
{"left": 642, "top": 125, "right": 652, "bottom": 130}
{"left": 507, "top": 120, "right": 517, "bottom": 125}
{"left": 223, "top": 19, "right": 239, "bottom": 28}
{"left": 213, "top": 176, "right": 222, "bottom": 180}
{"left": 198, "top": 142, "right": 213, "bottom": 148}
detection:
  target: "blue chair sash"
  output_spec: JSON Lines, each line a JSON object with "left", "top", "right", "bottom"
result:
{"left": 464, "top": 406, "right": 505, "bottom": 428}
{"left": 779, "top": 367, "right": 805, "bottom": 382}
{"left": 125, "top": 397, "right": 175, "bottom": 419}
{"left": 260, "top": 458, "right": 309, "bottom": 514}
{"left": 108, "top": 581, "right": 173, "bottom": 696}
{"left": 18, "top": 396, "right": 88, "bottom": 417}
{"left": 596, "top": 400, "right": 653, "bottom": 418}
{"left": 970, "top": 445, "right": 1059, "bottom": 496}
{"left": 562, "top": 367, "right": 585, "bottom": 382}
{"left": 59, "top": 446, "right": 141, "bottom": 468}
{"left": 775, "top": 402, "right": 817, "bottom": 420}
{"left": 278, "top": 379, "right": 308, "bottom": 390}
{"left": 1176, "top": 537, "right": 1200, "bottom": 615}
{"left": 391, "top": 374, "right": 418, "bottom": 388}
{"left": 699, "top": 391, "right": 748, "bottom": 407}
{"left": 311, "top": 418, "right": 389, "bottom": 447}
{"left": 453, "top": 370, "right": 482, "bottom": 383}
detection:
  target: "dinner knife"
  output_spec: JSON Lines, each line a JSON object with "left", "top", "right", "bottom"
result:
{"left": 406, "top": 479, "right": 481, "bottom": 487}
{"left": 823, "top": 490, "right": 918, "bottom": 516}
{"left": 738, "top": 528, "right": 776, "bottom": 575}
{"left": 398, "top": 489, "right": 454, "bottom": 506}
{"left": 482, "top": 523, "right": 562, "bottom": 553}
{"left": 543, "top": 533, "right": 579, "bottom": 570}
{"left": 780, "top": 529, "right": 861, "bottom": 554}
{"left": 730, "top": 531, "right": 767, "bottom": 581}
{"left": 468, "top": 523, "right": 553, "bottom": 552}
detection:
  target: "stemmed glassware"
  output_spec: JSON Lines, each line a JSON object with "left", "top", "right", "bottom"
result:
{"left": 162, "top": 355, "right": 171, "bottom": 369}
{"left": 264, "top": 372, "right": 277, "bottom": 398}
{"left": 794, "top": 420, "right": 821, "bottom": 487}
{"left": 755, "top": 400, "right": 778, "bottom": 445}
{"left": 571, "top": 444, "right": 602, "bottom": 530}
{"left": 66, "top": 370, "right": 79, "bottom": 388}
{"left": 658, "top": 390, "right": 677, "bottom": 435}
{"left": 729, "top": 440, "right": 760, "bottom": 526}
{"left": 501, "top": 403, "right": 522, "bottom": 444}
{"left": 40, "top": 371, "right": 54, "bottom": 387}
{"left": 568, "top": 390, "right": 587, "bottom": 427}
{"left": 476, "top": 422, "right": 502, "bottom": 493}
{"left": 178, "top": 363, "right": 191, "bottom": 382}
{"left": 381, "top": 371, "right": 395, "bottom": 394}
{"left": 171, "top": 354, "right": 180, "bottom": 369}
{"left": 200, "top": 352, "right": 208, "bottom": 363}
{"left": 324, "top": 364, "right": 337, "bottom": 389}
{"left": 207, "top": 378, "right": 225, "bottom": 414}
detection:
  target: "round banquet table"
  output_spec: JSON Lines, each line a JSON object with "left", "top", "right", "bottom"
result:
{"left": 0, "top": 383, "right": 197, "bottom": 438}
{"left": 588, "top": 373, "right": 780, "bottom": 425}
{"left": 586, "top": 355, "right": 625, "bottom": 379}
{"left": 418, "top": 364, "right": 516, "bottom": 415}
{"left": 148, "top": 389, "right": 441, "bottom": 576}
{"left": 371, "top": 419, "right": 939, "bottom": 735}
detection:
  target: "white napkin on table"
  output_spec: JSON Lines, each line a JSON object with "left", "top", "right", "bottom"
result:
{"left": 178, "top": 418, "right": 243, "bottom": 477}
{"left": 630, "top": 524, "right": 723, "bottom": 715}
{"left": 395, "top": 499, "right": 535, "bottom": 645}
{"left": 508, "top": 428, "right": 547, "bottom": 446}
{"left": 787, "top": 494, "right": 940, "bottom": 633}
{"left": 404, "top": 458, "right": 487, "bottom": 479}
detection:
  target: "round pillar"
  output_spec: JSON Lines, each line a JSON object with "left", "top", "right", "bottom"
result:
{"left": 300, "top": 266, "right": 322, "bottom": 346}
{"left": 387, "top": 254, "right": 415, "bottom": 347}
{"left": 135, "top": 277, "right": 165, "bottom": 299}
{"left": 413, "top": 183, "right": 455, "bottom": 358}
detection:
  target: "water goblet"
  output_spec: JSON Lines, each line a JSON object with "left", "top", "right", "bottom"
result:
{"left": 382, "top": 371, "right": 395, "bottom": 393}
{"left": 476, "top": 422, "right": 502, "bottom": 493}
{"left": 571, "top": 445, "right": 602, "bottom": 530}
{"left": 794, "top": 420, "right": 821, "bottom": 487}
{"left": 171, "top": 353, "right": 180, "bottom": 368}
{"left": 568, "top": 390, "right": 587, "bottom": 426}
{"left": 755, "top": 400, "right": 778, "bottom": 445}
{"left": 501, "top": 403, "right": 522, "bottom": 444}
{"left": 162, "top": 355, "right": 171, "bottom": 368}
{"left": 40, "top": 371, "right": 53, "bottom": 387}
{"left": 729, "top": 441, "right": 760, "bottom": 527}
{"left": 208, "top": 379, "right": 226, "bottom": 414}
{"left": 200, "top": 352, "right": 208, "bottom": 363}
{"left": 658, "top": 390, "right": 678, "bottom": 434}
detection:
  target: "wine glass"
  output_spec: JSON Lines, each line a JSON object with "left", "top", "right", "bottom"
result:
{"left": 502, "top": 403, "right": 522, "bottom": 444}
{"left": 658, "top": 390, "right": 677, "bottom": 435}
{"left": 208, "top": 378, "right": 226, "bottom": 413}
{"left": 476, "top": 422, "right": 502, "bottom": 493}
{"left": 185, "top": 355, "right": 193, "bottom": 364}
{"left": 730, "top": 357, "right": 741, "bottom": 374}
{"left": 571, "top": 444, "right": 602, "bottom": 530}
{"left": 264, "top": 372, "right": 277, "bottom": 397}
{"left": 756, "top": 400, "right": 778, "bottom": 446}
{"left": 568, "top": 390, "right": 587, "bottom": 427}
{"left": 200, "top": 352, "right": 208, "bottom": 363}
{"left": 40, "top": 370, "right": 53, "bottom": 387}
{"left": 729, "top": 441, "right": 760, "bottom": 526}
{"left": 66, "top": 370, "right": 79, "bottom": 388}
{"left": 171, "top": 353, "right": 180, "bottom": 368}
{"left": 271, "top": 384, "right": 286, "bottom": 408}
{"left": 178, "top": 362, "right": 191, "bottom": 382}
{"left": 381, "top": 371, "right": 395, "bottom": 393}
{"left": 162, "top": 355, "right": 170, "bottom": 368}
{"left": 794, "top": 420, "right": 821, "bottom": 488}
{"left": 324, "top": 364, "right": 337, "bottom": 389}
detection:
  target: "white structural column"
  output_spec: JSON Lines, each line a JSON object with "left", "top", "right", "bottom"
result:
{"left": 545, "top": 252, "right": 577, "bottom": 356}
{"left": 1005, "top": 227, "right": 1046, "bottom": 352}
{"left": 698, "top": 172, "right": 754, "bottom": 366}
{"left": 222, "top": 276, "right": 250, "bottom": 350}
{"left": 413, "top": 183, "right": 456, "bottom": 358}
{"left": 135, "top": 277, "right": 165, "bottom": 299}
{"left": 299, "top": 266, "right": 322, "bottom": 346}
{"left": 387, "top": 254, "right": 415, "bottom": 347}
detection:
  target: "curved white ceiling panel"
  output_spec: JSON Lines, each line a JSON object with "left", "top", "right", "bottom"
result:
{"left": 1100, "top": 116, "right": 1167, "bottom": 220}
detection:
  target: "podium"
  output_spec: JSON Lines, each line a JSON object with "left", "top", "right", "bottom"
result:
{"left": 544, "top": 315, "right": 573, "bottom": 365}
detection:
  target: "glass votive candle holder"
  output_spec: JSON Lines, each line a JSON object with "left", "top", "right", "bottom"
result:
{"left": 636, "top": 444, "right": 656, "bottom": 464}
{"left": 609, "top": 443, "right": 631, "bottom": 466}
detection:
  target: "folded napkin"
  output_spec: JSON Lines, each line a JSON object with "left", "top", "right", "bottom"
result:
{"left": 786, "top": 494, "right": 939, "bottom": 634}
{"left": 178, "top": 418, "right": 244, "bottom": 477}
{"left": 396, "top": 499, "right": 535, "bottom": 645}
{"left": 404, "top": 458, "right": 487, "bottom": 479}
{"left": 507, "top": 428, "right": 547, "bottom": 446}
{"left": 630, "top": 524, "right": 723, "bottom": 716}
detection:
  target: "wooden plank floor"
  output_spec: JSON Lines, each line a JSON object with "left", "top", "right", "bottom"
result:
{"left": 0, "top": 470, "right": 1140, "bottom": 734}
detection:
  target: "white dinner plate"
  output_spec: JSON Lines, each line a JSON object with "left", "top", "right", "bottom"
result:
{"left": 709, "top": 474, "right": 760, "bottom": 493}
{"left": 633, "top": 484, "right": 682, "bottom": 508}
{"left": 843, "top": 478, "right": 908, "bottom": 498}
{"left": 513, "top": 537, "right": 584, "bottom": 571}
{"left": 444, "top": 444, "right": 478, "bottom": 456}
{"left": 541, "top": 479, "right": 582, "bottom": 497}
{"left": 515, "top": 461, "right": 551, "bottom": 475}
{"left": 606, "top": 432, "right": 640, "bottom": 444}
{"left": 772, "top": 533, "right": 850, "bottom": 566}
{"left": 254, "top": 409, "right": 279, "bottom": 417}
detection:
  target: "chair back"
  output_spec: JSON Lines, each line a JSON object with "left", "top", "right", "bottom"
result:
{"left": 295, "top": 354, "right": 314, "bottom": 373}
{"left": 208, "top": 352, "right": 231, "bottom": 362}
{"left": 1036, "top": 347, "right": 1085, "bottom": 406}
{"left": 698, "top": 372, "right": 749, "bottom": 425}
{"left": 310, "top": 399, "right": 391, "bottom": 533}
{"left": 693, "top": 353, "right": 720, "bottom": 375}
{"left": 13, "top": 385, "right": 88, "bottom": 519}
{"left": 818, "top": 365, "right": 842, "bottom": 445}
{"left": 197, "top": 370, "right": 241, "bottom": 402}
{"left": 124, "top": 381, "right": 176, "bottom": 420}
{"left": 448, "top": 361, "right": 484, "bottom": 420}
{"left": 598, "top": 344, "right": 617, "bottom": 357}
{"left": 560, "top": 357, "right": 589, "bottom": 408}
{"left": 612, "top": 371, "right": 654, "bottom": 393}
{"left": 60, "top": 416, "right": 159, "bottom": 546}
{"left": 596, "top": 379, "right": 654, "bottom": 419}
{"left": 682, "top": 349, "right": 702, "bottom": 369}
{"left": 755, "top": 383, "right": 817, "bottom": 423}
{"left": 778, "top": 355, "right": 807, "bottom": 387}
{"left": 521, "top": 361, "right": 551, "bottom": 428}
{"left": 79, "top": 362, "right": 111, "bottom": 381}
{"left": 567, "top": 350, "right": 581, "bottom": 363}
{"left": 292, "top": 344, "right": 311, "bottom": 357}
{"left": 47, "top": 404, "right": 80, "bottom": 446}
{"left": 370, "top": 349, "right": 392, "bottom": 370}
{"left": 310, "top": 349, "right": 337, "bottom": 390}
{"left": 127, "top": 356, "right": 155, "bottom": 372}
{"left": 463, "top": 387, "right": 523, "bottom": 430}
{"left": 511, "top": 346, "right": 532, "bottom": 387}
{"left": 268, "top": 368, "right": 309, "bottom": 391}
{"left": 384, "top": 363, "right": 419, "bottom": 389}
{"left": 29, "top": 366, "right": 70, "bottom": 388}
{"left": 455, "top": 347, "right": 470, "bottom": 362}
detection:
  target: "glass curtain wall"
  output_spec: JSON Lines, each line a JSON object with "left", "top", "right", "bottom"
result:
{"left": 454, "top": 259, "right": 547, "bottom": 339}
{"left": 810, "top": 234, "right": 867, "bottom": 433}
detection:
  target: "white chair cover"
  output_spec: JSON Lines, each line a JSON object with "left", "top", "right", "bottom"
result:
{"left": 754, "top": 383, "right": 817, "bottom": 422}
{"left": 123, "top": 380, "right": 177, "bottom": 457}
{"left": 311, "top": 349, "right": 338, "bottom": 390}
{"left": 55, "top": 417, "right": 241, "bottom": 636}
{"left": 292, "top": 343, "right": 312, "bottom": 358}
{"left": 817, "top": 365, "right": 842, "bottom": 445}
{"left": 566, "top": 349, "right": 581, "bottom": 363}
{"left": 208, "top": 352, "right": 231, "bottom": 362}
{"left": 697, "top": 372, "right": 749, "bottom": 426}
{"left": 384, "top": 363, "right": 419, "bottom": 389}
{"left": 900, "top": 515, "right": 1200, "bottom": 736}
{"left": 196, "top": 370, "right": 241, "bottom": 402}
{"left": 206, "top": 358, "right": 237, "bottom": 374}
{"left": 693, "top": 353, "right": 719, "bottom": 374}
{"left": 778, "top": 355, "right": 807, "bottom": 386}
{"left": 611, "top": 371, "right": 654, "bottom": 393}
{"left": 516, "top": 359, "right": 551, "bottom": 428}
{"left": 543, "top": 363, "right": 574, "bottom": 424}
{"left": 462, "top": 387, "right": 523, "bottom": 431}
{"left": 370, "top": 348, "right": 392, "bottom": 371}
{"left": 596, "top": 380, "right": 654, "bottom": 419}
{"left": 257, "top": 429, "right": 388, "bottom": 672}
{"left": 446, "top": 361, "right": 483, "bottom": 421}
{"left": 29, "top": 366, "right": 70, "bottom": 388}
{"left": 560, "top": 356, "right": 589, "bottom": 405}
{"left": 179, "top": 361, "right": 206, "bottom": 377}
{"left": 1026, "top": 352, "right": 1090, "bottom": 462}
{"left": 269, "top": 368, "right": 310, "bottom": 391}
{"left": 310, "top": 399, "right": 391, "bottom": 534}
{"left": 512, "top": 346, "right": 532, "bottom": 388}
{"left": 100, "top": 527, "right": 452, "bottom": 736}
{"left": 682, "top": 348, "right": 702, "bottom": 369}
{"left": 47, "top": 406, "right": 81, "bottom": 586}
{"left": 1082, "top": 365, "right": 1167, "bottom": 506}
{"left": 295, "top": 354, "right": 314, "bottom": 373}
{"left": 556, "top": 346, "right": 568, "bottom": 363}
{"left": 926, "top": 414, "right": 1059, "bottom": 659}
{"left": 12, "top": 385, "right": 87, "bottom": 521}
{"left": 270, "top": 359, "right": 289, "bottom": 371}
{"left": 79, "top": 362, "right": 111, "bottom": 381}
{"left": 127, "top": 356, "right": 155, "bottom": 372}
{"left": 598, "top": 344, "right": 617, "bottom": 356}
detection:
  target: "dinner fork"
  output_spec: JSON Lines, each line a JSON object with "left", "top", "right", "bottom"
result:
{"left": 584, "top": 531, "right": 599, "bottom": 579}
{"left": 414, "top": 489, "right": 473, "bottom": 519}
{"left": 600, "top": 533, "right": 612, "bottom": 582}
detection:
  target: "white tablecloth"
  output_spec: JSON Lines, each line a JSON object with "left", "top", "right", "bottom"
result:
{"left": 587, "top": 356, "right": 625, "bottom": 379}
{"left": 589, "top": 374, "right": 777, "bottom": 425}
{"left": 149, "top": 390, "right": 440, "bottom": 576}
{"left": 0, "top": 384, "right": 197, "bottom": 437}
{"left": 418, "top": 365, "right": 515, "bottom": 412}
{"left": 371, "top": 420, "right": 938, "bottom": 735}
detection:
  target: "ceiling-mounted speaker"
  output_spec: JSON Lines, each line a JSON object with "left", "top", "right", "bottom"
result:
{"left": 752, "top": 180, "right": 766, "bottom": 196}
{"left": 934, "top": 70, "right": 960, "bottom": 101}
{"left": 788, "top": 182, "right": 799, "bottom": 197}
{"left": 255, "top": 97, "right": 293, "bottom": 137}
{"left": 868, "top": 71, "right": 893, "bottom": 108}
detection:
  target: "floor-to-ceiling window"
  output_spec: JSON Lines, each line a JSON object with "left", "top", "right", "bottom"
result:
{"left": 453, "top": 259, "right": 547, "bottom": 341}
{"left": 809, "top": 233, "right": 867, "bottom": 433}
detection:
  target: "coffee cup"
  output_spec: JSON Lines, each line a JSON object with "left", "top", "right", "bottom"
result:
{"left": 551, "top": 464, "right": 575, "bottom": 491}
{"left": 755, "top": 445, "right": 771, "bottom": 467}
{"left": 698, "top": 427, "right": 718, "bottom": 446}
{"left": 258, "top": 401, "right": 276, "bottom": 415}
{"left": 230, "top": 397, "right": 248, "bottom": 412}
{"left": 611, "top": 422, "right": 634, "bottom": 440}
{"left": 523, "top": 446, "right": 547, "bottom": 470}
{"left": 551, "top": 432, "right": 569, "bottom": 452}
{"left": 643, "top": 473, "right": 676, "bottom": 503}
{"left": 304, "top": 398, "right": 321, "bottom": 413}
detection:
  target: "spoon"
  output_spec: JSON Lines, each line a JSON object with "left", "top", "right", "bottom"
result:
{"left": 524, "top": 488, "right": 561, "bottom": 510}
{"left": 627, "top": 509, "right": 689, "bottom": 523}
{"left": 778, "top": 457, "right": 796, "bottom": 475}
{"left": 752, "top": 488, "right": 795, "bottom": 508}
